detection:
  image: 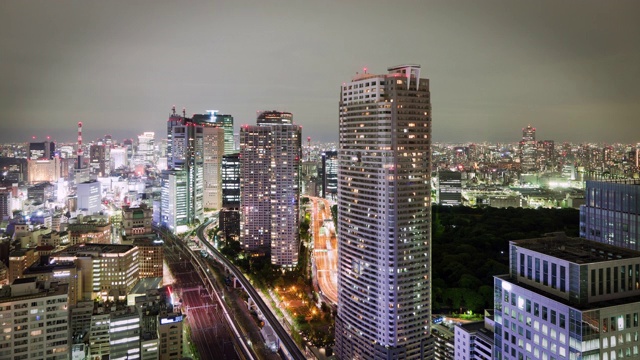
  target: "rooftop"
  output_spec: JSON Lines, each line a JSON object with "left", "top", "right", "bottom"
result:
{"left": 53, "top": 243, "right": 135, "bottom": 257}
{"left": 513, "top": 233, "right": 640, "bottom": 264}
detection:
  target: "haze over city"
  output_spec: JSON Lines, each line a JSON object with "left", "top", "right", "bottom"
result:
{"left": 2, "top": 0, "right": 639, "bottom": 144}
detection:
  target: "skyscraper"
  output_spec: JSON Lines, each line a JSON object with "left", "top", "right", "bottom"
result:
{"left": 519, "top": 125, "right": 537, "bottom": 172}
{"left": 240, "top": 111, "right": 301, "bottom": 267}
{"left": 335, "top": 65, "right": 433, "bottom": 359}
{"left": 220, "top": 153, "right": 241, "bottom": 240}
{"left": 161, "top": 108, "right": 213, "bottom": 231}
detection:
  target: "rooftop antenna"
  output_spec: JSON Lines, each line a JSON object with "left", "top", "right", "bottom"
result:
{"left": 172, "top": 105, "right": 176, "bottom": 115}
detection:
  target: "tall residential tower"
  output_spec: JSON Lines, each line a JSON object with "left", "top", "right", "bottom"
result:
{"left": 239, "top": 111, "right": 302, "bottom": 268}
{"left": 335, "top": 65, "right": 433, "bottom": 359}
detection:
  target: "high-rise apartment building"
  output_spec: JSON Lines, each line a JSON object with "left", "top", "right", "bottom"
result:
{"left": 494, "top": 234, "right": 640, "bottom": 360}
{"left": 520, "top": 125, "right": 537, "bottom": 172}
{"left": 580, "top": 180, "right": 640, "bottom": 251}
{"left": 240, "top": 111, "right": 301, "bottom": 267}
{"left": 335, "top": 65, "right": 433, "bottom": 359}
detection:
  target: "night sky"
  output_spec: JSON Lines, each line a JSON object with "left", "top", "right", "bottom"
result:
{"left": 1, "top": 0, "right": 639, "bottom": 144}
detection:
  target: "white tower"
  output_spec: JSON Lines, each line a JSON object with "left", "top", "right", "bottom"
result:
{"left": 335, "top": 65, "right": 433, "bottom": 359}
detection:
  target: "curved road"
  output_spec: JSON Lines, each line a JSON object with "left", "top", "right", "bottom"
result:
{"left": 310, "top": 197, "right": 338, "bottom": 304}
{"left": 196, "top": 221, "right": 307, "bottom": 360}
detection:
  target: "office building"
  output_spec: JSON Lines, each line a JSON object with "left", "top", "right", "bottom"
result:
{"left": 335, "top": 65, "right": 433, "bottom": 359}
{"left": 77, "top": 180, "right": 102, "bottom": 215}
{"left": 494, "top": 234, "right": 640, "bottom": 360}
{"left": 0, "top": 279, "right": 69, "bottom": 359}
{"left": 240, "top": 111, "right": 302, "bottom": 267}
{"left": 122, "top": 203, "right": 154, "bottom": 238}
{"left": 580, "top": 180, "right": 640, "bottom": 251}
{"left": 160, "top": 169, "right": 189, "bottom": 232}
{"left": 438, "top": 171, "right": 462, "bottom": 206}
{"left": 519, "top": 125, "right": 537, "bottom": 172}
{"left": 536, "top": 140, "right": 555, "bottom": 171}
{"left": 51, "top": 243, "right": 139, "bottom": 301}
{"left": 202, "top": 125, "right": 225, "bottom": 210}
{"left": 68, "top": 215, "right": 111, "bottom": 245}
{"left": 90, "top": 143, "right": 108, "bottom": 176}
{"left": 29, "top": 140, "right": 55, "bottom": 160}
{"left": 132, "top": 236, "right": 164, "bottom": 279}
{"left": 135, "top": 132, "right": 155, "bottom": 166}
{"left": 0, "top": 188, "right": 11, "bottom": 220}
{"left": 220, "top": 152, "right": 241, "bottom": 240}
{"left": 110, "top": 146, "right": 128, "bottom": 172}
{"left": 8, "top": 248, "right": 37, "bottom": 283}
{"left": 161, "top": 108, "right": 204, "bottom": 232}
{"left": 454, "top": 318, "right": 494, "bottom": 360}
{"left": 109, "top": 306, "right": 142, "bottom": 360}
{"left": 321, "top": 150, "right": 338, "bottom": 199}
{"left": 27, "top": 157, "right": 60, "bottom": 183}
{"left": 194, "top": 110, "right": 235, "bottom": 155}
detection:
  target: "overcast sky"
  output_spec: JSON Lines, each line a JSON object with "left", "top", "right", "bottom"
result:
{"left": 1, "top": 0, "right": 639, "bottom": 145}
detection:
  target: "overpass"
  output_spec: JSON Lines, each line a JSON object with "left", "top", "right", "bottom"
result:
{"left": 195, "top": 220, "right": 308, "bottom": 360}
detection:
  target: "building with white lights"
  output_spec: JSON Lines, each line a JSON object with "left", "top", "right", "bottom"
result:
{"left": 0, "top": 278, "right": 69, "bottom": 359}
{"left": 51, "top": 243, "right": 139, "bottom": 301}
{"left": 240, "top": 111, "right": 302, "bottom": 267}
{"left": 335, "top": 65, "right": 433, "bottom": 359}
{"left": 27, "top": 157, "right": 60, "bottom": 183}
{"left": 77, "top": 180, "right": 102, "bottom": 215}
{"left": 519, "top": 125, "right": 537, "bottom": 172}
{"left": 494, "top": 234, "right": 640, "bottom": 360}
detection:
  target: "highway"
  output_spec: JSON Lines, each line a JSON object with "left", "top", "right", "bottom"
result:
{"left": 310, "top": 197, "right": 338, "bottom": 304}
{"left": 196, "top": 221, "right": 308, "bottom": 360}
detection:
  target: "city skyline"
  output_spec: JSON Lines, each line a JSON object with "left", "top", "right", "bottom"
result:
{"left": 2, "top": 1, "right": 640, "bottom": 144}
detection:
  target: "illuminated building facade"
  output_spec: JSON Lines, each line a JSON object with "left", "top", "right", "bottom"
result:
{"left": 135, "top": 132, "right": 155, "bottom": 166}
{"left": 162, "top": 109, "right": 206, "bottom": 231}
{"left": 438, "top": 170, "right": 462, "bottom": 206}
{"left": 0, "top": 279, "right": 69, "bottom": 359}
{"left": 122, "top": 203, "right": 153, "bottom": 237}
{"left": 160, "top": 170, "right": 189, "bottom": 232}
{"left": 28, "top": 140, "right": 55, "bottom": 160}
{"left": 77, "top": 180, "right": 102, "bottom": 215}
{"left": 51, "top": 243, "right": 139, "bottom": 301}
{"left": 321, "top": 150, "right": 338, "bottom": 199}
{"left": 109, "top": 306, "right": 141, "bottom": 360}
{"left": 335, "top": 65, "right": 433, "bottom": 359}
{"left": 220, "top": 152, "right": 240, "bottom": 240}
{"left": 240, "top": 111, "right": 302, "bottom": 267}
{"left": 520, "top": 125, "right": 537, "bottom": 172}
{"left": 133, "top": 237, "right": 164, "bottom": 279}
{"left": 202, "top": 125, "right": 225, "bottom": 210}
{"left": 27, "top": 157, "right": 60, "bottom": 183}
{"left": 580, "top": 180, "right": 640, "bottom": 251}
{"left": 494, "top": 235, "right": 640, "bottom": 360}
{"left": 89, "top": 143, "right": 107, "bottom": 176}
